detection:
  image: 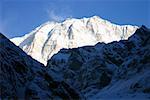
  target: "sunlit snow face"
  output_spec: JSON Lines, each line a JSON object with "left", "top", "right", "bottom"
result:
{"left": 11, "top": 16, "right": 138, "bottom": 65}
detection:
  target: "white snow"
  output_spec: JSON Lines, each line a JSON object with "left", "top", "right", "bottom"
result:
{"left": 11, "top": 16, "right": 138, "bottom": 65}
{"left": 89, "top": 69, "right": 150, "bottom": 100}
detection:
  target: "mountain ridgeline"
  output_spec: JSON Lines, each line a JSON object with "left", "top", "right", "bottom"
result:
{"left": 0, "top": 16, "right": 150, "bottom": 99}
{"left": 11, "top": 16, "right": 138, "bottom": 65}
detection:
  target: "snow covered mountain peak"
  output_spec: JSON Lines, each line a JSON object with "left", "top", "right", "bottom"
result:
{"left": 11, "top": 16, "right": 138, "bottom": 65}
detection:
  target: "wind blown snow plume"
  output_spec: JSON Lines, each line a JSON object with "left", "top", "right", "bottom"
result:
{"left": 47, "top": 10, "right": 65, "bottom": 22}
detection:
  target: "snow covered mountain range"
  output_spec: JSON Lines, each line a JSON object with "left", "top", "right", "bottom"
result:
{"left": 1, "top": 25, "right": 149, "bottom": 99}
{"left": 1, "top": 16, "right": 150, "bottom": 99}
{"left": 11, "top": 16, "right": 138, "bottom": 65}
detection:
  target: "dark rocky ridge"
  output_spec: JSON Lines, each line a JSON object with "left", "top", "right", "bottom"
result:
{"left": 0, "top": 33, "right": 82, "bottom": 99}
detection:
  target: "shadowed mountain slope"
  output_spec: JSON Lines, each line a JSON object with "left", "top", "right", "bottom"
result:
{"left": 0, "top": 33, "right": 82, "bottom": 99}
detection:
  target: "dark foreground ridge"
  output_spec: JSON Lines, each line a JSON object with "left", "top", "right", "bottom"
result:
{"left": 0, "top": 33, "right": 82, "bottom": 99}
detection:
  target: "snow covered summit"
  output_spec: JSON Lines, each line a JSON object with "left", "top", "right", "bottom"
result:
{"left": 11, "top": 16, "right": 138, "bottom": 65}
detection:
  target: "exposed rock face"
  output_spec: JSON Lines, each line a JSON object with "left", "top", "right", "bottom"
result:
{"left": 47, "top": 26, "right": 150, "bottom": 99}
{"left": 0, "top": 33, "right": 82, "bottom": 99}
{"left": 11, "top": 16, "right": 138, "bottom": 65}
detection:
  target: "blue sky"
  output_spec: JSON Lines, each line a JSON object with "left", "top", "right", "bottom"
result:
{"left": 0, "top": 0, "right": 150, "bottom": 38}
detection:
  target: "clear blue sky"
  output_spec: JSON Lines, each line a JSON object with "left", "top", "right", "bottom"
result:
{"left": 0, "top": 0, "right": 150, "bottom": 38}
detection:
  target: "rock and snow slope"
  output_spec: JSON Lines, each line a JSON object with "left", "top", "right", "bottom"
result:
{"left": 0, "top": 17, "right": 149, "bottom": 99}
{"left": 11, "top": 16, "right": 138, "bottom": 65}
{"left": 47, "top": 26, "right": 150, "bottom": 99}
{"left": 0, "top": 33, "right": 82, "bottom": 99}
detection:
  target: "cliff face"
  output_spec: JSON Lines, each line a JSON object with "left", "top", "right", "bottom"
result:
{"left": 11, "top": 16, "right": 138, "bottom": 65}
{"left": 0, "top": 33, "right": 82, "bottom": 99}
{"left": 47, "top": 26, "right": 150, "bottom": 99}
